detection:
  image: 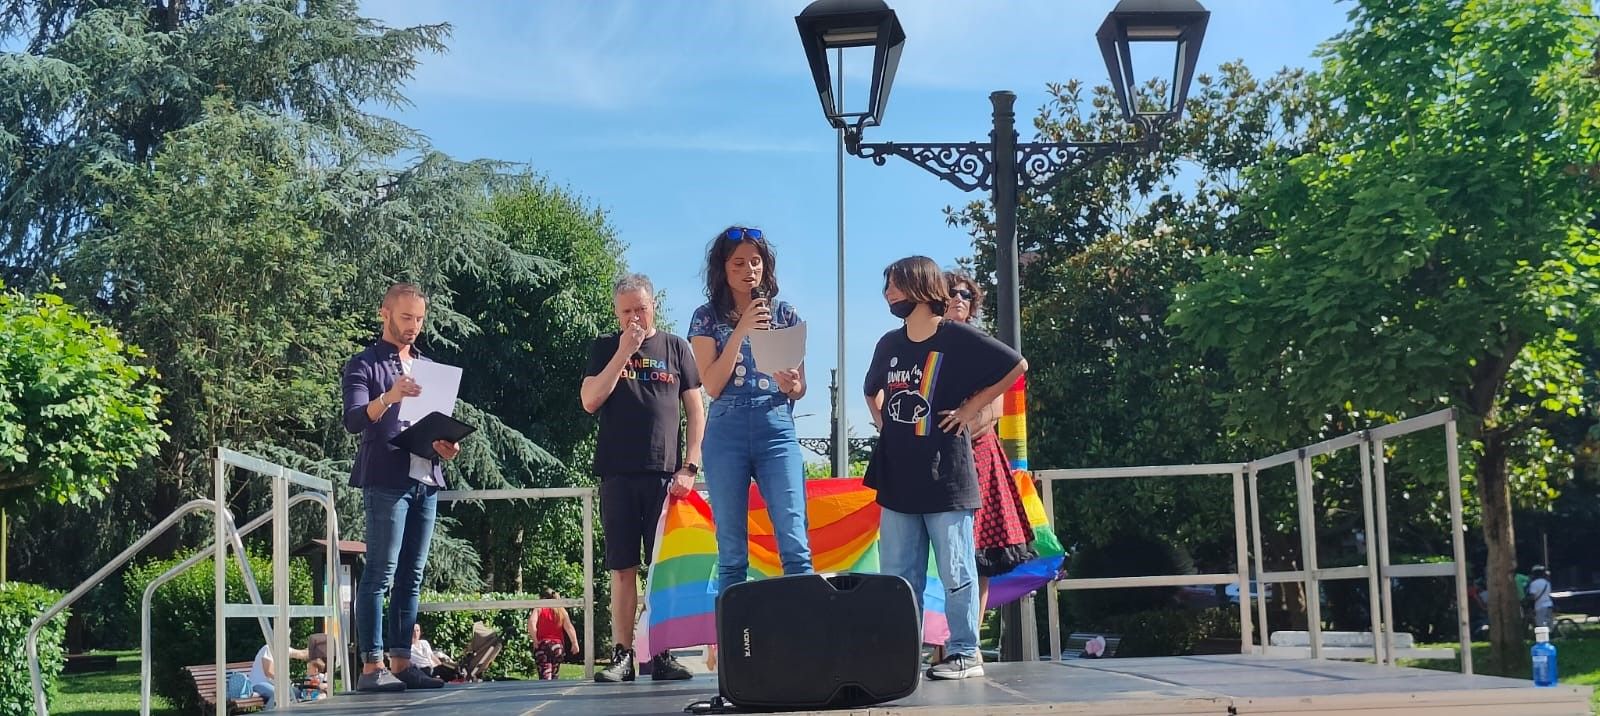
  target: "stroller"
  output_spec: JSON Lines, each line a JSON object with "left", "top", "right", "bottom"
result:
{"left": 433, "top": 622, "right": 503, "bottom": 683}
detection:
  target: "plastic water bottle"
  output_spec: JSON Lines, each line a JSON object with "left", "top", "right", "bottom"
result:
{"left": 1532, "top": 626, "right": 1558, "bottom": 687}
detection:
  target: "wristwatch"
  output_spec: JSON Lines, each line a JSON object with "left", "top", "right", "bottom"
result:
{"left": 684, "top": 462, "right": 701, "bottom": 476}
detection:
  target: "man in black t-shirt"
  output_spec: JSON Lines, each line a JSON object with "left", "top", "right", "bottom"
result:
{"left": 580, "top": 273, "right": 704, "bottom": 683}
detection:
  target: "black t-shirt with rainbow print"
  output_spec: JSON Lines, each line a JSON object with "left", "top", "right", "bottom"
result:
{"left": 863, "top": 320, "right": 1022, "bottom": 514}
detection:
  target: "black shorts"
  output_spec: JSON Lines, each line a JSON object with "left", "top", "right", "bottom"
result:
{"left": 599, "top": 472, "right": 671, "bottom": 571}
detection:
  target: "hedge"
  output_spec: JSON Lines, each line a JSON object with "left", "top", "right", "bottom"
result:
{"left": 1092, "top": 606, "right": 1241, "bottom": 657}
{"left": 0, "top": 582, "right": 67, "bottom": 715}
{"left": 124, "top": 552, "right": 312, "bottom": 712}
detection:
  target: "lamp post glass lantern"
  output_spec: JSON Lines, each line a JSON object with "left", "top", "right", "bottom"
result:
{"left": 795, "top": 0, "right": 905, "bottom": 132}
{"left": 794, "top": 0, "right": 1207, "bottom": 349}
{"left": 1097, "top": 0, "right": 1210, "bottom": 124}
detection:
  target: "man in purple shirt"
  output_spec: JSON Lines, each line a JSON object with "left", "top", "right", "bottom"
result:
{"left": 341, "top": 283, "right": 461, "bottom": 692}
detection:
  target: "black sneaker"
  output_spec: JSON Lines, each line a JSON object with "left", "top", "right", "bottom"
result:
{"left": 927, "top": 653, "right": 984, "bottom": 680}
{"left": 595, "top": 645, "right": 635, "bottom": 683}
{"left": 356, "top": 667, "right": 407, "bottom": 692}
{"left": 650, "top": 652, "right": 693, "bottom": 681}
{"left": 392, "top": 664, "right": 444, "bottom": 689}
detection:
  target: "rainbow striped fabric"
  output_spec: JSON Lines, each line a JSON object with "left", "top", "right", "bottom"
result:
{"left": 639, "top": 378, "right": 1063, "bottom": 653}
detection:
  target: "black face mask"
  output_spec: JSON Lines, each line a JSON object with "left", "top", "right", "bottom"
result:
{"left": 889, "top": 300, "right": 947, "bottom": 319}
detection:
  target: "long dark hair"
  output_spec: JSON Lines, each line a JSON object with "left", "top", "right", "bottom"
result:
{"left": 703, "top": 226, "right": 780, "bottom": 322}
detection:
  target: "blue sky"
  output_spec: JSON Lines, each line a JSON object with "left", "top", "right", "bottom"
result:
{"left": 367, "top": 0, "right": 1350, "bottom": 456}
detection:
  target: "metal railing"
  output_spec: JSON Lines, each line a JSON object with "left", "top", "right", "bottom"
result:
{"left": 210, "top": 447, "right": 343, "bottom": 713}
{"left": 28, "top": 499, "right": 223, "bottom": 716}
{"left": 140, "top": 491, "right": 336, "bottom": 715}
{"left": 1025, "top": 408, "right": 1470, "bottom": 674}
{"left": 1245, "top": 432, "right": 1384, "bottom": 663}
{"left": 1033, "top": 464, "right": 1255, "bottom": 663}
{"left": 418, "top": 487, "right": 598, "bottom": 679}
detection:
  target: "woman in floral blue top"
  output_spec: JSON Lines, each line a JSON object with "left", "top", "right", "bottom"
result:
{"left": 687, "top": 226, "right": 814, "bottom": 599}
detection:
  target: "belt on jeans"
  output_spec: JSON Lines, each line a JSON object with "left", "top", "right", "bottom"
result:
{"left": 713, "top": 394, "right": 788, "bottom": 409}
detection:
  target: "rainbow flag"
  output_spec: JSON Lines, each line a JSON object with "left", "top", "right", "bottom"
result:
{"left": 640, "top": 474, "right": 1064, "bottom": 654}
{"left": 998, "top": 375, "right": 1028, "bottom": 472}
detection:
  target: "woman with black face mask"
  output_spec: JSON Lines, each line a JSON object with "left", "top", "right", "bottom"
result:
{"left": 862, "top": 256, "right": 1028, "bottom": 681}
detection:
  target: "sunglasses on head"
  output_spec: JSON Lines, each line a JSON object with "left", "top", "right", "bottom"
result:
{"left": 951, "top": 288, "right": 976, "bottom": 300}
{"left": 723, "top": 227, "right": 764, "bottom": 242}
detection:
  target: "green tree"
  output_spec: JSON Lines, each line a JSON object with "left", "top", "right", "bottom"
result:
{"left": 1, "top": 1, "right": 569, "bottom": 617}
{"left": 950, "top": 62, "right": 1324, "bottom": 566}
{"left": 435, "top": 178, "right": 626, "bottom": 594}
{"left": 0, "top": 282, "right": 164, "bottom": 507}
{"left": 0, "top": 0, "right": 449, "bottom": 281}
{"left": 1170, "top": 0, "right": 1600, "bottom": 670}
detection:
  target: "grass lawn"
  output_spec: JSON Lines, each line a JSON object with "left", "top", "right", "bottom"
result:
{"left": 53, "top": 650, "right": 180, "bottom": 716}
{"left": 1403, "top": 634, "right": 1600, "bottom": 714}
{"left": 50, "top": 650, "right": 589, "bottom": 716}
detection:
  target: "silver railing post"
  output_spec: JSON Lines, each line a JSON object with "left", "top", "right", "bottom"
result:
{"left": 1444, "top": 413, "right": 1472, "bottom": 675}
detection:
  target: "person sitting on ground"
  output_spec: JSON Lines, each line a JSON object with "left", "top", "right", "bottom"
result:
{"left": 528, "top": 588, "right": 581, "bottom": 680}
{"left": 410, "top": 624, "right": 446, "bottom": 678}
{"left": 248, "top": 642, "right": 310, "bottom": 708}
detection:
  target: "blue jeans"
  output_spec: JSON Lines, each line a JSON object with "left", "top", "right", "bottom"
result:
{"left": 878, "top": 507, "right": 980, "bottom": 658}
{"left": 357, "top": 483, "right": 438, "bottom": 664}
{"left": 252, "top": 682, "right": 275, "bottom": 708}
{"left": 704, "top": 395, "right": 812, "bottom": 597}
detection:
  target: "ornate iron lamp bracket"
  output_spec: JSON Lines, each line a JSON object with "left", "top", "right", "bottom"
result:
{"left": 845, "top": 123, "right": 1159, "bottom": 195}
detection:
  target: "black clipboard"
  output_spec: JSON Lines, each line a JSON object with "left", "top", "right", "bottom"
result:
{"left": 389, "top": 411, "right": 476, "bottom": 460}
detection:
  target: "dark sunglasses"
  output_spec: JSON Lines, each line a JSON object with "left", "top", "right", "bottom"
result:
{"left": 950, "top": 288, "right": 976, "bottom": 301}
{"left": 723, "top": 227, "right": 764, "bottom": 242}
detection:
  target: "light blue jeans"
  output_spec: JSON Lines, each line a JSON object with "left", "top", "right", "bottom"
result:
{"left": 357, "top": 483, "right": 438, "bottom": 663}
{"left": 879, "top": 506, "right": 980, "bottom": 658}
{"left": 704, "top": 395, "right": 813, "bottom": 597}
{"left": 252, "top": 682, "right": 275, "bottom": 708}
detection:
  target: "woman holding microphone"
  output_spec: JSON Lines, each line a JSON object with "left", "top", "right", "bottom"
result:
{"left": 688, "top": 226, "right": 814, "bottom": 600}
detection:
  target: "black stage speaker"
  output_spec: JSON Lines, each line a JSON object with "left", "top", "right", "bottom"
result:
{"left": 715, "top": 572, "right": 921, "bottom": 711}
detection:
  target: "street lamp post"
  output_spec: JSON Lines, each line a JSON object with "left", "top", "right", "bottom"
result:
{"left": 797, "top": 0, "right": 1209, "bottom": 659}
{"left": 797, "top": 0, "right": 1208, "bottom": 353}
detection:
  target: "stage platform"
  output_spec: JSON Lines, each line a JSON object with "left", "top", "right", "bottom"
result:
{"left": 300, "top": 654, "right": 1593, "bottom": 716}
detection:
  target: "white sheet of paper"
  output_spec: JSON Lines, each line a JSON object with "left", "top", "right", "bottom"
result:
{"left": 398, "top": 360, "right": 463, "bottom": 423}
{"left": 747, "top": 322, "right": 807, "bottom": 373}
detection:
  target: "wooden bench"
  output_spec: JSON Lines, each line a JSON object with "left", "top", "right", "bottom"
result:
{"left": 63, "top": 653, "right": 118, "bottom": 674}
{"left": 1266, "top": 630, "right": 1453, "bottom": 660}
{"left": 1061, "top": 632, "right": 1122, "bottom": 659}
{"left": 182, "top": 661, "right": 264, "bottom": 714}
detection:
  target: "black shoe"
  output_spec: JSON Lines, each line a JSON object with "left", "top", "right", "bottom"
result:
{"left": 356, "top": 667, "right": 407, "bottom": 692}
{"left": 650, "top": 652, "right": 693, "bottom": 681}
{"left": 595, "top": 645, "right": 635, "bottom": 683}
{"left": 392, "top": 665, "right": 444, "bottom": 689}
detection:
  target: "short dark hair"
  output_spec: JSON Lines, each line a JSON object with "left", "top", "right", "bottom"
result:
{"left": 883, "top": 256, "right": 950, "bottom": 305}
{"left": 703, "top": 226, "right": 780, "bottom": 321}
{"left": 945, "top": 269, "right": 985, "bottom": 318}
{"left": 383, "top": 282, "right": 426, "bottom": 306}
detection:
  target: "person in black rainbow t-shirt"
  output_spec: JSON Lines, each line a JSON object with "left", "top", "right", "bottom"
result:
{"left": 581, "top": 273, "right": 704, "bottom": 684}
{"left": 864, "top": 256, "right": 1027, "bottom": 681}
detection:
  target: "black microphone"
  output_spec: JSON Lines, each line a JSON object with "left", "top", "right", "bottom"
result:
{"left": 750, "top": 286, "right": 771, "bottom": 329}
